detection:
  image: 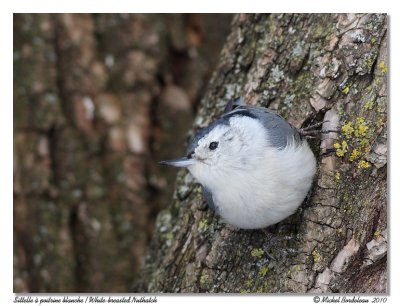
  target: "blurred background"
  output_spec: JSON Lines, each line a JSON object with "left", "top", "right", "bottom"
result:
{"left": 13, "top": 13, "right": 233, "bottom": 292}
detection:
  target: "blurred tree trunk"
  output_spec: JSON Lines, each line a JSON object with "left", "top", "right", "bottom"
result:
{"left": 138, "top": 13, "right": 387, "bottom": 293}
{"left": 13, "top": 13, "right": 232, "bottom": 292}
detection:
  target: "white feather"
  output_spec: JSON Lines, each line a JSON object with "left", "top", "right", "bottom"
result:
{"left": 188, "top": 116, "right": 316, "bottom": 229}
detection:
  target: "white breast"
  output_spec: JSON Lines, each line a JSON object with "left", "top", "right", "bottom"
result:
{"left": 212, "top": 140, "right": 316, "bottom": 229}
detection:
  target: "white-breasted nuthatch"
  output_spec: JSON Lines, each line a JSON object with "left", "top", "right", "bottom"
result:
{"left": 160, "top": 98, "right": 316, "bottom": 229}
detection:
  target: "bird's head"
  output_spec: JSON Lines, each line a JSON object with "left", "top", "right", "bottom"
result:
{"left": 160, "top": 115, "right": 267, "bottom": 186}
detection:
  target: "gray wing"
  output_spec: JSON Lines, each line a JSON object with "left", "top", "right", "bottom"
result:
{"left": 223, "top": 105, "right": 302, "bottom": 149}
{"left": 187, "top": 98, "right": 301, "bottom": 156}
{"left": 202, "top": 186, "right": 218, "bottom": 213}
{"left": 223, "top": 97, "right": 245, "bottom": 114}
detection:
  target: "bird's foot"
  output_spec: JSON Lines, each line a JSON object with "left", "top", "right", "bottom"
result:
{"left": 299, "top": 121, "right": 340, "bottom": 138}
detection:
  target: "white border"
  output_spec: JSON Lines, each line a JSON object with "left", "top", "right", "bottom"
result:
{"left": 0, "top": 0, "right": 393, "bottom": 13}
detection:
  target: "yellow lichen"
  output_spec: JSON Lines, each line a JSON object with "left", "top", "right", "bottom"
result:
{"left": 334, "top": 140, "right": 348, "bottom": 157}
{"left": 336, "top": 150, "right": 344, "bottom": 157}
{"left": 312, "top": 250, "right": 321, "bottom": 263}
{"left": 341, "top": 122, "right": 354, "bottom": 138}
{"left": 349, "top": 149, "right": 361, "bottom": 162}
{"left": 357, "top": 160, "right": 371, "bottom": 169}
{"left": 245, "top": 279, "right": 254, "bottom": 287}
{"left": 335, "top": 171, "right": 341, "bottom": 181}
{"left": 342, "top": 86, "right": 350, "bottom": 94}
{"left": 355, "top": 124, "right": 369, "bottom": 137}
{"left": 198, "top": 219, "right": 208, "bottom": 231}
{"left": 364, "top": 100, "right": 374, "bottom": 110}
{"left": 360, "top": 139, "right": 371, "bottom": 153}
{"left": 334, "top": 115, "right": 376, "bottom": 170}
{"left": 165, "top": 232, "right": 173, "bottom": 241}
{"left": 360, "top": 139, "right": 369, "bottom": 148}
{"left": 374, "top": 230, "right": 381, "bottom": 237}
{"left": 379, "top": 61, "right": 387, "bottom": 75}
{"left": 342, "top": 81, "right": 353, "bottom": 95}
{"left": 315, "top": 26, "right": 324, "bottom": 37}
{"left": 259, "top": 266, "right": 269, "bottom": 277}
{"left": 348, "top": 117, "right": 369, "bottom": 138}
{"left": 200, "top": 273, "right": 209, "bottom": 284}
{"left": 251, "top": 248, "right": 265, "bottom": 258}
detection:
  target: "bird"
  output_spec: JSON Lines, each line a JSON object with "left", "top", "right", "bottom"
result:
{"left": 160, "top": 97, "right": 317, "bottom": 230}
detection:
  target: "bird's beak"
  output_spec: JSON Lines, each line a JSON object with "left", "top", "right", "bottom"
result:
{"left": 159, "top": 157, "right": 196, "bottom": 168}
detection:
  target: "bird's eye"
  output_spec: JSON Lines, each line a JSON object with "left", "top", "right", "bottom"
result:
{"left": 209, "top": 141, "right": 218, "bottom": 150}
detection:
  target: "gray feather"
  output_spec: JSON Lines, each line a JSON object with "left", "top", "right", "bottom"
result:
{"left": 224, "top": 105, "right": 302, "bottom": 148}
{"left": 186, "top": 118, "right": 230, "bottom": 156}
{"left": 187, "top": 99, "right": 301, "bottom": 155}
{"left": 202, "top": 186, "right": 218, "bottom": 213}
{"left": 223, "top": 97, "right": 245, "bottom": 114}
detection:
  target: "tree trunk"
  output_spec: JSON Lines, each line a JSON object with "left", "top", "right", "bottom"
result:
{"left": 138, "top": 13, "right": 387, "bottom": 293}
{"left": 13, "top": 13, "right": 232, "bottom": 292}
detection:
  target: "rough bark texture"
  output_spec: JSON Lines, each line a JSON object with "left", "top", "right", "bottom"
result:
{"left": 13, "top": 13, "right": 232, "bottom": 292}
{"left": 138, "top": 13, "right": 387, "bottom": 293}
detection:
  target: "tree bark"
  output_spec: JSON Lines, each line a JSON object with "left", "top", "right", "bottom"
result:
{"left": 13, "top": 13, "right": 232, "bottom": 292}
{"left": 138, "top": 13, "right": 387, "bottom": 293}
